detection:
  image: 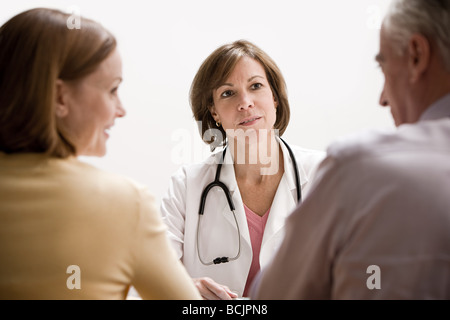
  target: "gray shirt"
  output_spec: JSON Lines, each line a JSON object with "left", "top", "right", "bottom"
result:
{"left": 253, "top": 94, "right": 450, "bottom": 299}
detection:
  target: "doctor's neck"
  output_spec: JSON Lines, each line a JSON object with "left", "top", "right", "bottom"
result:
{"left": 228, "top": 129, "right": 283, "bottom": 179}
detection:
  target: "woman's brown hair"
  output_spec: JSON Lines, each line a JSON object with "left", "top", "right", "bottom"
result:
{"left": 0, "top": 8, "right": 116, "bottom": 157}
{"left": 190, "top": 39, "right": 290, "bottom": 149}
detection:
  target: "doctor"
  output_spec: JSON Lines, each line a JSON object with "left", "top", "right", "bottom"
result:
{"left": 161, "top": 40, "right": 325, "bottom": 299}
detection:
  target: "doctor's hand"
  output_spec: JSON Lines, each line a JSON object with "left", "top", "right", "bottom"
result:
{"left": 193, "top": 277, "right": 238, "bottom": 300}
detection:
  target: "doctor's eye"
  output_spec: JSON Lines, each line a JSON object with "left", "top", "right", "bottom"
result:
{"left": 251, "top": 83, "right": 263, "bottom": 90}
{"left": 220, "top": 90, "right": 234, "bottom": 98}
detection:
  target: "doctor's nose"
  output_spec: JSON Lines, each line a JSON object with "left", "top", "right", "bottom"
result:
{"left": 237, "top": 92, "right": 254, "bottom": 111}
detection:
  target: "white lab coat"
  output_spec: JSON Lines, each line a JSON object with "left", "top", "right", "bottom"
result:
{"left": 161, "top": 137, "right": 325, "bottom": 296}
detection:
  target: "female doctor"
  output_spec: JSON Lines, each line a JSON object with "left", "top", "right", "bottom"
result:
{"left": 161, "top": 40, "right": 325, "bottom": 299}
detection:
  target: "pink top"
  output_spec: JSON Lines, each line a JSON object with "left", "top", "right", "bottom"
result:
{"left": 243, "top": 204, "right": 270, "bottom": 297}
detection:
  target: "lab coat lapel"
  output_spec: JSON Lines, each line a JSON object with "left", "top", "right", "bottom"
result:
{"left": 260, "top": 137, "right": 308, "bottom": 265}
{"left": 277, "top": 136, "right": 309, "bottom": 201}
{"left": 261, "top": 174, "right": 295, "bottom": 248}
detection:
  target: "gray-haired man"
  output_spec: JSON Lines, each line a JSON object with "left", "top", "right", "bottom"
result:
{"left": 253, "top": 0, "right": 450, "bottom": 300}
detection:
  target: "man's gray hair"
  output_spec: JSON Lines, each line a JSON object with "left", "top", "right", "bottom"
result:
{"left": 383, "top": 0, "right": 450, "bottom": 71}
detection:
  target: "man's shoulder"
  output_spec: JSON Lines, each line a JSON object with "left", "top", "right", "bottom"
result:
{"left": 327, "top": 126, "right": 396, "bottom": 160}
{"left": 327, "top": 119, "right": 450, "bottom": 163}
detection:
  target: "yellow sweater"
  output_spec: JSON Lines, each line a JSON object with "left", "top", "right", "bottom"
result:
{"left": 0, "top": 152, "right": 201, "bottom": 300}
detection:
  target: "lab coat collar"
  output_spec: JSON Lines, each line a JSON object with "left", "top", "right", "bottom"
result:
{"left": 420, "top": 92, "right": 450, "bottom": 121}
{"left": 217, "top": 145, "right": 238, "bottom": 192}
{"left": 277, "top": 135, "right": 309, "bottom": 200}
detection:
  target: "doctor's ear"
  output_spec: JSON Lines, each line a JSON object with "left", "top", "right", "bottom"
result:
{"left": 55, "top": 79, "right": 70, "bottom": 118}
{"left": 209, "top": 105, "right": 219, "bottom": 121}
{"left": 272, "top": 93, "right": 278, "bottom": 108}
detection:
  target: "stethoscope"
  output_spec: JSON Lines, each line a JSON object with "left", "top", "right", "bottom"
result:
{"left": 196, "top": 137, "right": 301, "bottom": 265}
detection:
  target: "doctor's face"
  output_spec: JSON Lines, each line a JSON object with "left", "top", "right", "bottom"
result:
{"left": 210, "top": 57, "right": 278, "bottom": 140}
{"left": 58, "top": 49, "right": 126, "bottom": 156}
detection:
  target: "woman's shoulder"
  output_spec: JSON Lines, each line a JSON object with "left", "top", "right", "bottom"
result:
{"left": 65, "top": 157, "right": 153, "bottom": 200}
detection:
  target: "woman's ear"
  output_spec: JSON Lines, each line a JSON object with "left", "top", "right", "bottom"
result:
{"left": 55, "top": 79, "right": 69, "bottom": 118}
{"left": 272, "top": 92, "right": 278, "bottom": 108}
{"left": 209, "top": 104, "right": 219, "bottom": 122}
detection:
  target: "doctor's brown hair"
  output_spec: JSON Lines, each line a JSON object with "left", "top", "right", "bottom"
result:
{"left": 190, "top": 40, "right": 290, "bottom": 148}
{"left": 0, "top": 8, "right": 116, "bottom": 157}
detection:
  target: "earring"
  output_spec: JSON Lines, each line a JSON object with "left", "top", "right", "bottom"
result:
{"left": 216, "top": 121, "right": 221, "bottom": 127}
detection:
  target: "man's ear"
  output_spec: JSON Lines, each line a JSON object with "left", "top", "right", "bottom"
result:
{"left": 407, "top": 33, "right": 431, "bottom": 83}
{"left": 55, "top": 79, "right": 70, "bottom": 118}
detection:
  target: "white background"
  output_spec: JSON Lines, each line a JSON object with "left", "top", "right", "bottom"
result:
{"left": 1, "top": 0, "right": 394, "bottom": 203}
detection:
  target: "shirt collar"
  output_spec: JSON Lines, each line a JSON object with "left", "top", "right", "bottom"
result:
{"left": 419, "top": 93, "right": 450, "bottom": 121}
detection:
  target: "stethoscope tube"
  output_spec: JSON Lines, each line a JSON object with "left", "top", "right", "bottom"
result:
{"left": 196, "top": 137, "right": 300, "bottom": 265}
{"left": 281, "top": 137, "right": 302, "bottom": 203}
{"left": 197, "top": 148, "right": 241, "bottom": 265}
